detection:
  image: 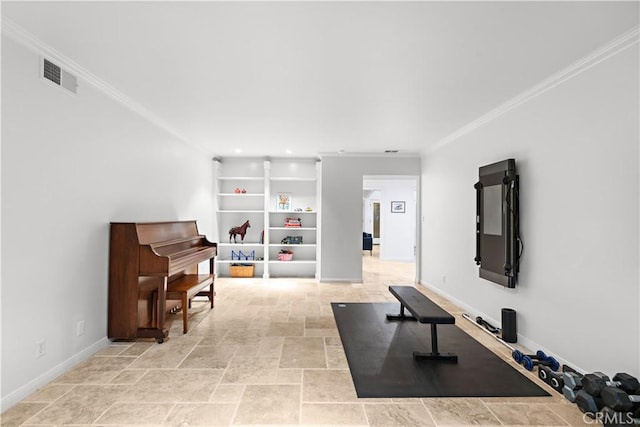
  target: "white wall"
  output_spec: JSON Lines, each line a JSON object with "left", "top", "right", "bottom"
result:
{"left": 364, "top": 179, "right": 417, "bottom": 262}
{"left": 1, "top": 37, "right": 214, "bottom": 409}
{"left": 421, "top": 44, "right": 639, "bottom": 376}
{"left": 321, "top": 156, "right": 420, "bottom": 282}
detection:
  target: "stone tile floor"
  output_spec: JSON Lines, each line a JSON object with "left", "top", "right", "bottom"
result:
{"left": 2, "top": 249, "right": 592, "bottom": 426}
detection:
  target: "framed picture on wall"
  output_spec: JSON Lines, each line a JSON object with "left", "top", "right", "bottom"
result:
{"left": 391, "top": 201, "right": 405, "bottom": 213}
{"left": 276, "top": 193, "right": 292, "bottom": 212}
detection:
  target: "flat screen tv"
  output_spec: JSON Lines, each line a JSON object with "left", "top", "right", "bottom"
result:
{"left": 474, "top": 159, "right": 520, "bottom": 288}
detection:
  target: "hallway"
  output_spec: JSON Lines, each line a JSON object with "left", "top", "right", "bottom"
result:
{"left": 362, "top": 244, "right": 415, "bottom": 290}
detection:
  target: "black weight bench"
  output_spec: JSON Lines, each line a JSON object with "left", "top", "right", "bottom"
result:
{"left": 386, "top": 285, "right": 458, "bottom": 362}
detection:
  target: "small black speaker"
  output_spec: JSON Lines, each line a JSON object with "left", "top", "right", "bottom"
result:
{"left": 501, "top": 308, "right": 517, "bottom": 343}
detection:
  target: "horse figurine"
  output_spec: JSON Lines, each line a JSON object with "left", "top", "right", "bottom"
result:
{"left": 229, "top": 220, "right": 250, "bottom": 243}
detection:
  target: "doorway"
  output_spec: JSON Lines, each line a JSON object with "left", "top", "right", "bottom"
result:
{"left": 363, "top": 176, "right": 418, "bottom": 282}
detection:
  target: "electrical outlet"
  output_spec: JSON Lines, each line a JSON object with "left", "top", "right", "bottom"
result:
{"left": 442, "top": 275, "right": 447, "bottom": 284}
{"left": 36, "top": 340, "right": 46, "bottom": 358}
{"left": 76, "top": 320, "right": 85, "bottom": 336}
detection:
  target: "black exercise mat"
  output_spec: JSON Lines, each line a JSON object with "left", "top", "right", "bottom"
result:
{"left": 331, "top": 302, "right": 550, "bottom": 398}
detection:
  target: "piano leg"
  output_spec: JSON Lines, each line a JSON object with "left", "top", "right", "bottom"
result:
{"left": 209, "top": 258, "right": 216, "bottom": 309}
{"left": 157, "top": 277, "right": 167, "bottom": 341}
{"left": 143, "top": 278, "right": 169, "bottom": 343}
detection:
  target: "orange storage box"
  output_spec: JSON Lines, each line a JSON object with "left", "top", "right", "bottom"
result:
{"left": 229, "top": 264, "right": 254, "bottom": 277}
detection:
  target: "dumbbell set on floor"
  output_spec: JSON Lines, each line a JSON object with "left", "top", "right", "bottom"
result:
{"left": 534, "top": 362, "right": 582, "bottom": 397}
{"left": 552, "top": 369, "right": 640, "bottom": 425}
{"left": 532, "top": 359, "right": 640, "bottom": 425}
{"left": 512, "top": 350, "right": 560, "bottom": 372}
{"left": 509, "top": 349, "right": 565, "bottom": 389}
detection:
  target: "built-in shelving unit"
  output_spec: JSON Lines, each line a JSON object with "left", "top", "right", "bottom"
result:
{"left": 213, "top": 157, "right": 320, "bottom": 278}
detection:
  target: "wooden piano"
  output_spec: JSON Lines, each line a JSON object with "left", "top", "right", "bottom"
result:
{"left": 108, "top": 221, "right": 217, "bottom": 342}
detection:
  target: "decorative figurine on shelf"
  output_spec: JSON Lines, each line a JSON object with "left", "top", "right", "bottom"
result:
{"left": 277, "top": 193, "right": 291, "bottom": 211}
{"left": 229, "top": 220, "right": 251, "bottom": 243}
{"left": 278, "top": 249, "right": 294, "bottom": 261}
{"left": 234, "top": 188, "right": 247, "bottom": 194}
{"left": 284, "top": 218, "right": 302, "bottom": 227}
{"left": 281, "top": 236, "right": 303, "bottom": 244}
{"left": 231, "top": 250, "right": 256, "bottom": 261}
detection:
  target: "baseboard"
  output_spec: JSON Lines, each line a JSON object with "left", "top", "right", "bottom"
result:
{"left": 1, "top": 337, "right": 110, "bottom": 412}
{"left": 417, "top": 280, "right": 588, "bottom": 375}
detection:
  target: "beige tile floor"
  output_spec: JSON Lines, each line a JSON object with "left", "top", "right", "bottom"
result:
{"left": 2, "top": 247, "right": 592, "bottom": 426}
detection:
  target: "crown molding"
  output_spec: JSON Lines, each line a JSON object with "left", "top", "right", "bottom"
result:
{"left": 1, "top": 16, "right": 210, "bottom": 155}
{"left": 319, "top": 151, "right": 421, "bottom": 158}
{"left": 429, "top": 25, "right": 640, "bottom": 153}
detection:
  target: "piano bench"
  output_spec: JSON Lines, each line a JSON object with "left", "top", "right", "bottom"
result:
{"left": 162, "top": 274, "right": 215, "bottom": 334}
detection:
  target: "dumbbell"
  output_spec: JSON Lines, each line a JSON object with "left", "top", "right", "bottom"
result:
{"left": 539, "top": 365, "right": 564, "bottom": 392}
{"left": 512, "top": 350, "right": 560, "bottom": 372}
{"left": 613, "top": 374, "right": 640, "bottom": 393}
{"left": 602, "top": 387, "right": 640, "bottom": 412}
{"left": 583, "top": 372, "right": 640, "bottom": 396}
{"left": 600, "top": 406, "right": 640, "bottom": 426}
{"left": 562, "top": 371, "right": 583, "bottom": 402}
{"left": 575, "top": 389, "right": 605, "bottom": 417}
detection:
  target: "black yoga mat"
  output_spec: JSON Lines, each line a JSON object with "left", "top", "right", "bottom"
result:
{"left": 331, "top": 302, "right": 550, "bottom": 398}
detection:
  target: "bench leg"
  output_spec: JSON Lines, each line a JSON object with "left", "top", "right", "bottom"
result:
{"left": 386, "top": 303, "right": 417, "bottom": 321}
{"left": 413, "top": 324, "right": 458, "bottom": 362}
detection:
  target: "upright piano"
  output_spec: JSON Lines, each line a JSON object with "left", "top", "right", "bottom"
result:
{"left": 108, "top": 221, "right": 217, "bottom": 342}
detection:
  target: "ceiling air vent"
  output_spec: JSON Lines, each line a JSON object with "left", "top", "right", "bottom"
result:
{"left": 41, "top": 58, "right": 77, "bottom": 94}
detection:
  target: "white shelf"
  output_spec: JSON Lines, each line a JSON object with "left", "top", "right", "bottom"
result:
{"left": 268, "top": 260, "right": 317, "bottom": 264}
{"left": 218, "top": 193, "right": 264, "bottom": 197}
{"left": 270, "top": 177, "right": 316, "bottom": 182}
{"left": 214, "top": 157, "right": 320, "bottom": 279}
{"left": 218, "top": 176, "right": 264, "bottom": 181}
{"left": 269, "top": 227, "right": 316, "bottom": 231}
{"left": 217, "top": 259, "right": 265, "bottom": 264}
{"left": 268, "top": 243, "right": 316, "bottom": 247}
{"left": 269, "top": 211, "right": 316, "bottom": 214}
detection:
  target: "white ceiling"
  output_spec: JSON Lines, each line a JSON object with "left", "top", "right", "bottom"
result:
{"left": 2, "top": 1, "right": 638, "bottom": 158}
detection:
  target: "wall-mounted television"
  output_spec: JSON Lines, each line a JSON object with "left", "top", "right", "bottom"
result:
{"left": 474, "top": 159, "right": 520, "bottom": 288}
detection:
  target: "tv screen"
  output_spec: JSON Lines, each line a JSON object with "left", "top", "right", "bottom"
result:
{"left": 482, "top": 184, "right": 503, "bottom": 236}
